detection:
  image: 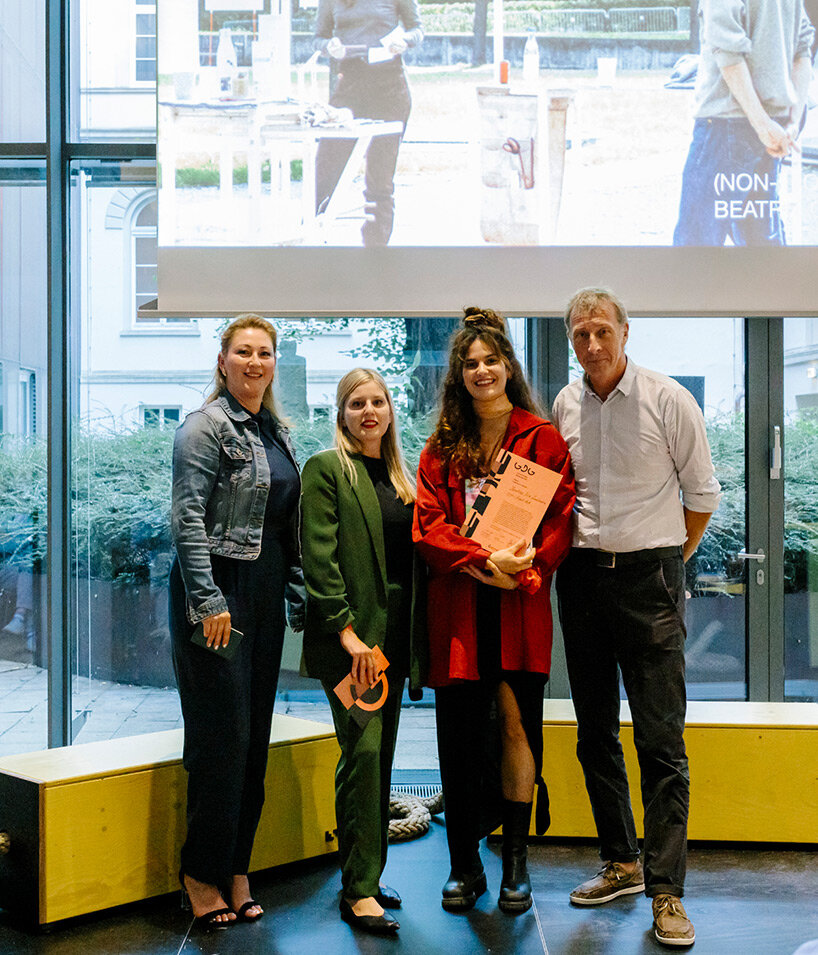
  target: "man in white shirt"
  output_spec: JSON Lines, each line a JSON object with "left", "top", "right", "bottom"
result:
{"left": 551, "top": 288, "right": 721, "bottom": 948}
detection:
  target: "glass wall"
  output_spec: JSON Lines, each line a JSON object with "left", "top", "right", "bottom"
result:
{"left": 68, "top": 159, "right": 185, "bottom": 742}
{"left": 0, "top": 2, "right": 45, "bottom": 143}
{"left": 783, "top": 318, "right": 818, "bottom": 702}
{"left": 0, "top": 166, "right": 48, "bottom": 756}
{"left": 72, "top": 0, "right": 156, "bottom": 142}
{"left": 626, "top": 318, "right": 746, "bottom": 700}
{"left": 0, "top": 0, "right": 812, "bottom": 758}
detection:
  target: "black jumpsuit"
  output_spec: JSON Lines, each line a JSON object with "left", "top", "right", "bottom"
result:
{"left": 170, "top": 408, "right": 300, "bottom": 885}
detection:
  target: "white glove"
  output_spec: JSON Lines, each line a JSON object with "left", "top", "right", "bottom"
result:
{"left": 326, "top": 36, "right": 345, "bottom": 59}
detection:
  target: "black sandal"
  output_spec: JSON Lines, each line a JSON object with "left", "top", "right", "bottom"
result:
{"left": 179, "top": 873, "right": 234, "bottom": 931}
{"left": 192, "top": 906, "right": 234, "bottom": 931}
{"left": 234, "top": 900, "right": 264, "bottom": 922}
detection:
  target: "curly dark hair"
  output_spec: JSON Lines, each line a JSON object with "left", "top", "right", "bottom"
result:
{"left": 428, "top": 307, "right": 540, "bottom": 479}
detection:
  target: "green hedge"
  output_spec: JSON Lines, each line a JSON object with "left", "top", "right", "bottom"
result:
{"left": 296, "top": 1, "right": 690, "bottom": 34}
{"left": 1, "top": 406, "right": 816, "bottom": 591}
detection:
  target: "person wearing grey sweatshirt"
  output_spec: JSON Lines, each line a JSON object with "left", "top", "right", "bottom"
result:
{"left": 673, "top": 0, "right": 814, "bottom": 246}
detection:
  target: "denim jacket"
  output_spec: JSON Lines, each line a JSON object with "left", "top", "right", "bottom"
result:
{"left": 171, "top": 391, "right": 304, "bottom": 627}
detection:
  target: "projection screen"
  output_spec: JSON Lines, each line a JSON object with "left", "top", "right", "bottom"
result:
{"left": 156, "top": 2, "right": 818, "bottom": 316}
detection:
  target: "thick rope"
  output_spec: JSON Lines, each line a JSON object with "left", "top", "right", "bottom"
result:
{"left": 388, "top": 789, "right": 444, "bottom": 842}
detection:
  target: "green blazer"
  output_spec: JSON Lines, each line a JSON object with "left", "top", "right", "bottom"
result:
{"left": 300, "top": 449, "right": 426, "bottom": 696}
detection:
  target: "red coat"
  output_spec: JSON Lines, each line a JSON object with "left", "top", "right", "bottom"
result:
{"left": 413, "top": 408, "right": 575, "bottom": 687}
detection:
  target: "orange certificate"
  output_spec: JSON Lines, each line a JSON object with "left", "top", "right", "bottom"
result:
{"left": 460, "top": 449, "right": 562, "bottom": 552}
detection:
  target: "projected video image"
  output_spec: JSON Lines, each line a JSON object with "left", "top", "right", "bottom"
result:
{"left": 157, "top": 1, "right": 818, "bottom": 249}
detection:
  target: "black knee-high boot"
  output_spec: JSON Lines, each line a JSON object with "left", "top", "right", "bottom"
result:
{"left": 498, "top": 800, "right": 533, "bottom": 913}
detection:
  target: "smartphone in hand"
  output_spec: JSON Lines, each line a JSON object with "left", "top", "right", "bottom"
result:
{"left": 190, "top": 622, "right": 244, "bottom": 661}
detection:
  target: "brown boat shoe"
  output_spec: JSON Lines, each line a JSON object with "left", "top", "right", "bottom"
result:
{"left": 652, "top": 894, "right": 695, "bottom": 947}
{"left": 569, "top": 860, "right": 645, "bottom": 905}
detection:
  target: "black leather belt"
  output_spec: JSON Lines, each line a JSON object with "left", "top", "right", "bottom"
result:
{"left": 571, "top": 546, "right": 682, "bottom": 569}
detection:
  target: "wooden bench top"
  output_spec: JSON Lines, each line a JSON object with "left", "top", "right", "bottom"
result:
{"left": 0, "top": 713, "right": 335, "bottom": 785}
{"left": 542, "top": 699, "right": 818, "bottom": 728}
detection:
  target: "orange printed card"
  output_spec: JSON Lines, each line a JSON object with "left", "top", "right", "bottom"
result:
{"left": 333, "top": 645, "right": 390, "bottom": 728}
{"left": 460, "top": 449, "right": 562, "bottom": 552}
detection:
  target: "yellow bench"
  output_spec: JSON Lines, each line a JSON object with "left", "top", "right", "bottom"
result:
{"left": 541, "top": 700, "right": 818, "bottom": 843}
{"left": 0, "top": 714, "right": 340, "bottom": 926}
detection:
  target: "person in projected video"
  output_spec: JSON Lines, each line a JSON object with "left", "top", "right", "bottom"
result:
{"left": 673, "top": 0, "right": 814, "bottom": 246}
{"left": 313, "top": 0, "right": 423, "bottom": 246}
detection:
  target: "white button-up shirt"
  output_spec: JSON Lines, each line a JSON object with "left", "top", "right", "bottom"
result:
{"left": 552, "top": 360, "right": 722, "bottom": 552}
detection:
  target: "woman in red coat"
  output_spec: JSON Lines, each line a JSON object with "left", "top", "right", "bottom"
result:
{"left": 413, "top": 307, "right": 575, "bottom": 915}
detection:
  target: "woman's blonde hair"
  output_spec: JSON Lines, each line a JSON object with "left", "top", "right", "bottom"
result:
{"left": 206, "top": 313, "right": 281, "bottom": 419}
{"left": 334, "top": 368, "right": 416, "bottom": 504}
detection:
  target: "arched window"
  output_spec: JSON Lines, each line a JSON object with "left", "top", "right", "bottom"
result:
{"left": 132, "top": 197, "right": 157, "bottom": 323}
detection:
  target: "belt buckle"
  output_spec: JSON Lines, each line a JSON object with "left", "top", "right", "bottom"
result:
{"left": 597, "top": 550, "right": 616, "bottom": 569}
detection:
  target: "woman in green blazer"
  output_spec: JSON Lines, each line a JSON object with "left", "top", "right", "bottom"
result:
{"left": 301, "top": 368, "right": 423, "bottom": 936}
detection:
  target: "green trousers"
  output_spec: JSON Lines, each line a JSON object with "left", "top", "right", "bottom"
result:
{"left": 323, "top": 678, "right": 403, "bottom": 899}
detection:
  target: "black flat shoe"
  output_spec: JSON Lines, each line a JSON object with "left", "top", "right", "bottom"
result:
{"left": 376, "top": 885, "right": 402, "bottom": 909}
{"left": 339, "top": 897, "right": 400, "bottom": 935}
{"left": 234, "top": 900, "right": 264, "bottom": 922}
{"left": 441, "top": 869, "right": 488, "bottom": 912}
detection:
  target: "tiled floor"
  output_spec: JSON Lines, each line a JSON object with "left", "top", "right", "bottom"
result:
{"left": 4, "top": 660, "right": 818, "bottom": 952}
{"left": 0, "top": 658, "right": 438, "bottom": 769}
{"left": 0, "top": 824, "right": 817, "bottom": 954}
{"left": 0, "top": 659, "right": 184, "bottom": 755}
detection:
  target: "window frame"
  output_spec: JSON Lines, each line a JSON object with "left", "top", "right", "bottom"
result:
{"left": 140, "top": 403, "right": 182, "bottom": 428}
{"left": 130, "top": 191, "right": 158, "bottom": 325}
{"left": 133, "top": 0, "right": 157, "bottom": 86}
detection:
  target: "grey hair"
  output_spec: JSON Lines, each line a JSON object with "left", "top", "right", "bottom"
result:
{"left": 563, "top": 287, "right": 629, "bottom": 337}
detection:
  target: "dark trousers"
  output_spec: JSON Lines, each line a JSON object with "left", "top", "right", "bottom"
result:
{"left": 315, "top": 61, "right": 411, "bottom": 246}
{"left": 169, "top": 548, "right": 286, "bottom": 886}
{"left": 556, "top": 549, "right": 689, "bottom": 898}
{"left": 322, "top": 676, "right": 403, "bottom": 899}
{"left": 435, "top": 672, "right": 547, "bottom": 874}
{"left": 673, "top": 117, "right": 784, "bottom": 247}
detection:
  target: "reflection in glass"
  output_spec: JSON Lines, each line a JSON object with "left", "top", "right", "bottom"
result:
{"left": 70, "top": 161, "right": 184, "bottom": 744}
{"left": 0, "top": 168, "right": 48, "bottom": 756}
{"left": 0, "top": 1, "right": 46, "bottom": 143}
{"left": 73, "top": 0, "right": 156, "bottom": 142}
{"left": 784, "top": 318, "right": 818, "bottom": 701}
{"left": 66, "top": 265, "right": 518, "bottom": 753}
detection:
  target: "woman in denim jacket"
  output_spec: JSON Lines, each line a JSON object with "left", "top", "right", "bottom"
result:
{"left": 170, "top": 314, "right": 303, "bottom": 930}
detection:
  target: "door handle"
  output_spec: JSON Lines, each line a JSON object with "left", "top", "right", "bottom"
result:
{"left": 770, "top": 425, "right": 781, "bottom": 480}
{"left": 737, "top": 550, "right": 766, "bottom": 562}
